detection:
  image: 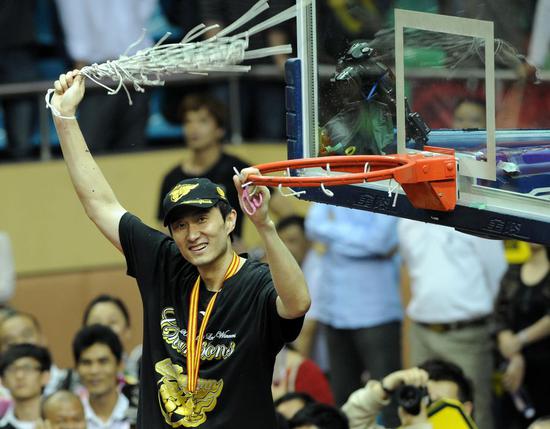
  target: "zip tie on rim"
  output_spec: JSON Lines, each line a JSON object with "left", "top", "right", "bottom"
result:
{"left": 320, "top": 183, "right": 334, "bottom": 197}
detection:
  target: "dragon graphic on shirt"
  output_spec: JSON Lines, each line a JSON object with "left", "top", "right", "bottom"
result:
{"left": 155, "top": 358, "right": 223, "bottom": 428}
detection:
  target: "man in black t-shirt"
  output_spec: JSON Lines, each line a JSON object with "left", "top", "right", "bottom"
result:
{"left": 157, "top": 94, "right": 249, "bottom": 238}
{"left": 50, "top": 71, "right": 310, "bottom": 429}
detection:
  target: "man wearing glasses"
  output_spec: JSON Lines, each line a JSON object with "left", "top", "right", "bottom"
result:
{"left": 0, "top": 344, "right": 51, "bottom": 429}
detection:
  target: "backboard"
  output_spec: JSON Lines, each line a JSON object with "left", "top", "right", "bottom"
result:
{"left": 286, "top": 2, "right": 550, "bottom": 244}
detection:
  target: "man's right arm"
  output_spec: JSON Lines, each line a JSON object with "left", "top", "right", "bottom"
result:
{"left": 51, "top": 71, "right": 126, "bottom": 251}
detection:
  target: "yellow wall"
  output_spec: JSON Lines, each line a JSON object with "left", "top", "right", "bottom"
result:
{"left": 0, "top": 144, "right": 308, "bottom": 276}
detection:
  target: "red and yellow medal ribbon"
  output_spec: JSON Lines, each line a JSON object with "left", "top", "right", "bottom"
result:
{"left": 186, "top": 251, "right": 240, "bottom": 392}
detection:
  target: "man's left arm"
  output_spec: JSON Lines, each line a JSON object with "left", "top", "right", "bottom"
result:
{"left": 234, "top": 169, "right": 310, "bottom": 319}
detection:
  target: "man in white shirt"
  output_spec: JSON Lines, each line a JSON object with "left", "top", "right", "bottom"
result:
{"left": 53, "top": 0, "right": 156, "bottom": 153}
{"left": 399, "top": 219, "right": 507, "bottom": 429}
{"left": 0, "top": 344, "right": 51, "bottom": 429}
{"left": 73, "top": 325, "right": 130, "bottom": 429}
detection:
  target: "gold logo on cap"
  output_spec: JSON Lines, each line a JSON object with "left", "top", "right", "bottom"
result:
{"left": 216, "top": 187, "right": 226, "bottom": 199}
{"left": 182, "top": 199, "right": 213, "bottom": 205}
{"left": 169, "top": 183, "right": 199, "bottom": 202}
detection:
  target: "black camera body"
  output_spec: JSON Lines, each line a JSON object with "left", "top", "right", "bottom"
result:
{"left": 332, "top": 41, "right": 430, "bottom": 147}
{"left": 394, "top": 384, "right": 429, "bottom": 416}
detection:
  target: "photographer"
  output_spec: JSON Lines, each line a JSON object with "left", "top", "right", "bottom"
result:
{"left": 342, "top": 360, "right": 474, "bottom": 429}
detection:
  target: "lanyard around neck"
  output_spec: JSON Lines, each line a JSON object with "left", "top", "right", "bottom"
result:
{"left": 186, "top": 251, "right": 240, "bottom": 392}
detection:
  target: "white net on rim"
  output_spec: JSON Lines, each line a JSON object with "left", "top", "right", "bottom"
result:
{"left": 46, "top": 0, "right": 303, "bottom": 111}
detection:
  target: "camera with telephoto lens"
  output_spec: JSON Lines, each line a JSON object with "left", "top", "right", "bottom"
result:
{"left": 331, "top": 41, "right": 430, "bottom": 147}
{"left": 394, "top": 384, "right": 429, "bottom": 416}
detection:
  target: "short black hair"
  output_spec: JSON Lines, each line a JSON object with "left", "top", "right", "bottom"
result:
{"left": 276, "top": 412, "right": 290, "bottom": 429}
{"left": 82, "top": 294, "right": 131, "bottom": 327}
{"left": 216, "top": 200, "right": 233, "bottom": 220}
{"left": 276, "top": 216, "right": 306, "bottom": 233}
{"left": 274, "top": 392, "right": 315, "bottom": 409}
{"left": 420, "top": 359, "right": 474, "bottom": 403}
{"left": 289, "top": 403, "right": 349, "bottom": 429}
{"left": 0, "top": 343, "right": 51, "bottom": 376}
{"left": 73, "top": 324, "right": 123, "bottom": 365}
{"left": 179, "top": 94, "right": 227, "bottom": 130}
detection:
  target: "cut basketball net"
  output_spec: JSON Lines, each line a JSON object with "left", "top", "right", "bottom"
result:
{"left": 242, "top": 147, "right": 458, "bottom": 213}
{"left": 45, "top": 0, "right": 304, "bottom": 115}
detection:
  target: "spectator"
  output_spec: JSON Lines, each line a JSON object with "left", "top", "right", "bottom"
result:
{"left": 0, "top": 312, "right": 68, "bottom": 396}
{"left": 275, "top": 392, "right": 315, "bottom": 421}
{"left": 157, "top": 94, "right": 249, "bottom": 240}
{"left": 0, "top": 344, "right": 52, "bottom": 429}
{"left": 289, "top": 403, "right": 349, "bottom": 429}
{"left": 83, "top": 295, "right": 131, "bottom": 346}
{"left": 305, "top": 204, "right": 402, "bottom": 427}
{"left": 272, "top": 346, "right": 334, "bottom": 406}
{"left": 273, "top": 219, "right": 333, "bottom": 405}
{"left": 41, "top": 390, "right": 86, "bottom": 429}
{"left": 419, "top": 359, "right": 474, "bottom": 414}
{"left": 342, "top": 359, "right": 475, "bottom": 429}
{"left": 200, "top": 0, "right": 292, "bottom": 140}
{"left": 0, "top": 233, "right": 15, "bottom": 305}
{"left": 53, "top": 0, "right": 156, "bottom": 152}
{"left": 82, "top": 294, "right": 141, "bottom": 381}
{"left": 493, "top": 243, "right": 550, "bottom": 428}
{"left": 276, "top": 216, "right": 328, "bottom": 371}
{"left": 452, "top": 97, "right": 486, "bottom": 129}
{"left": 0, "top": 0, "right": 38, "bottom": 160}
{"left": 398, "top": 219, "right": 507, "bottom": 429}
{"left": 73, "top": 325, "right": 131, "bottom": 429}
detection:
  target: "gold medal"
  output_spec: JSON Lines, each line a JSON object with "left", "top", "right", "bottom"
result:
{"left": 182, "top": 394, "right": 195, "bottom": 416}
{"left": 186, "top": 252, "right": 240, "bottom": 393}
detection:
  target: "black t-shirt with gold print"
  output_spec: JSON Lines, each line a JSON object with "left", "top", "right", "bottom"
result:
{"left": 119, "top": 213, "right": 303, "bottom": 428}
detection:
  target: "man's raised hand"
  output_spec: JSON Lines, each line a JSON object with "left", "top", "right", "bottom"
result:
{"left": 233, "top": 167, "right": 271, "bottom": 227}
{"left": 51, "top": 70, "right": 86, "bottom": 117}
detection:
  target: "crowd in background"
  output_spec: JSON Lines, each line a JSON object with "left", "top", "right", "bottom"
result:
{"left": 0, "top": 91, "right": 549, "bottom": 428}
{"left": 1, "top": 0, "right": 550, "bottom": 428}
{"left": 1, "top": 0, "right": 550, "bottom": 161}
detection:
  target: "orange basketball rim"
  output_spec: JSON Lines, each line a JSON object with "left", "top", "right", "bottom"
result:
{"left": 247, "top": 146, "right": 457, "bottom": 211}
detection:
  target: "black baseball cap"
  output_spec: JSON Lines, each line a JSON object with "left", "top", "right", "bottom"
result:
{"left": 162, "top": 178, "right": 229, "bottom": 226}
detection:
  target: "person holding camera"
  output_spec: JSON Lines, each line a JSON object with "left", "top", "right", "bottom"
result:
{"left": 342, "top": 367, "right": 430, "bottom": 429}
{"left": 342, "top": 359, "right": 474, "bottom": 429}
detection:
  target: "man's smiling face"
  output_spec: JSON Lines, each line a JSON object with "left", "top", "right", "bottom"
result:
{"left": 170, "top": 206, "right": 236, "bottom": 267}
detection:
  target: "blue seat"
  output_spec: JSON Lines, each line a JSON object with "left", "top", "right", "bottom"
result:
{"left": 0, "top": 110, "right": 6, "bottom": 150}
{"left": 147, "top": 4, "right": 183, "bottom": 42}
{"left": 147, "top": 89, "right": 183, "bottom": 141}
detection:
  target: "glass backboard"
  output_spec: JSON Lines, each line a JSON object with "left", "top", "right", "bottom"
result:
{"left": 286, "top": 1, "right": 550, "bottom": 244}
